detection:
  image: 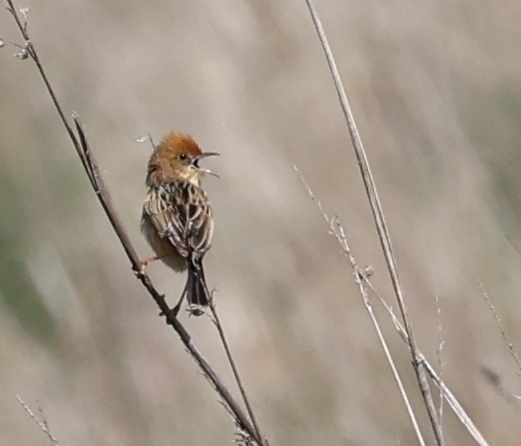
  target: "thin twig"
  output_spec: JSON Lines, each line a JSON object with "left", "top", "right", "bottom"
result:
{"left": 296, "top": 167, "right": 426, "bottom": 446}
{"left": 5, "top": 1, "right": 79, "bottom": 149}
{"left": 366, "top": 279, "right": 490, "bottom": 446}
{"left": 303, "top": 1, "right": 444, "bottom": 444}
{"left": 435, "top": 293, "right": 445, "bottom": 433}
{"left": 479, "top": 283, "right": 521, "bottom": 377}
{"left": 296, "top": 167, "right": 490, "bottom": 445}
{"left": 209, "top": 302, "right": 267, "bottom": 446}
{"left": 480, "top": 283, "right": 521, "bottom": 400}
{"left": 16, "top": 396, "right": 60, "bottom": 446}
{"left": 5, "top": 2, "right": 264, "bottom": 443}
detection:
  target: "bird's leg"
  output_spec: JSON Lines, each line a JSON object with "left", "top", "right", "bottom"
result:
{"left": 136, "top": 255, "right": 163, "bottom": 276}
{"left": 171, "top": 281, "right": 189, "bottom": 317}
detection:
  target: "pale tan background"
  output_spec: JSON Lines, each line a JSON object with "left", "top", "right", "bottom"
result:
{"left": 1, "top": 1, "right": 521, "bottom": 444}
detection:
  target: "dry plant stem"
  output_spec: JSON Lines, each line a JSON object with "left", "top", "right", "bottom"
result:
{"left": 434, "top": 294, "right": 445, "bottom": 431}
{"left": 355, "top": 274, "right": 426, "bottom": 446}
{"left": 303, "top": 1, "right": 444, "bottom": 444}
{"left": 209, "top": 303, "right": 267, "bottom": 446}
{"left": 298, "top": 167, "right": 490, "bottom": 446}
{"left": 4, "top": 1, "right": 78, "bottom": 149}
{"left": 36, "top": 402, "right": 54, "bottom": 444}
{"left": 16, "top": 396, "right": 60, "bottom": 446}
{"left": 479, "top": 282, "right": 521, "bottom": 377}
{"left": 365, "top": 279, "right": 490, "bottom": 446}
{"left": 421, "top": 360, "right": 490, "bottom": 446}
{"left": 296, "top": 169, "right": 426, "bottom": 446}
{"left": 340, "top": 229, "right": 427, "bottom": 446}
{"left": 5, "top": 2, "right": 264, "bottom": 444}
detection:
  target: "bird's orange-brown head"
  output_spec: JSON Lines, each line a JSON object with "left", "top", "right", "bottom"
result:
{"left": 146, "top": 132, "right": 219, "bottom": 187}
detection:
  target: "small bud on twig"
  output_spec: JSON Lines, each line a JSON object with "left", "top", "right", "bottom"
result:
{"left": 15, "top": 44, "right": 28, "bottom": 59}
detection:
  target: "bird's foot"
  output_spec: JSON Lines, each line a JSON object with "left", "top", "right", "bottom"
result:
{"left": 187, "top": 304, "right": 205, "bottom": 317}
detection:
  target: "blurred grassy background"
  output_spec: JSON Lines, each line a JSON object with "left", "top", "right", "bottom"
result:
{"left": 1, "top": 0, "right": 521, "bottom": 444}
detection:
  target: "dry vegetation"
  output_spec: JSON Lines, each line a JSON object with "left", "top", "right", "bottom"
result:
{"left": 1, "top": 1, "right": 521, "bottom": 445}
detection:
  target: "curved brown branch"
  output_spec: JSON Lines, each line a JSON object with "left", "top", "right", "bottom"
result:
{"left": 72, "top": 117, "right": 262, "bottom": 443}
{"left": 5, "top": 1, "right": 266, "bottom": 444}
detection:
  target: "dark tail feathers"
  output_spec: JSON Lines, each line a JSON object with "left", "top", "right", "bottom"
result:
{"left": 187, "top": 260, "right": 210, "bottom": 308}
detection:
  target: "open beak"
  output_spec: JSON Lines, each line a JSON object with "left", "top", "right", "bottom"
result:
{"left": 194, "top": 152, "right": 220, "bottom": 177}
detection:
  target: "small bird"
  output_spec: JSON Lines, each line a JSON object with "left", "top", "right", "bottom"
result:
{"left": 140, "top": 132, "right": 219, "bottom": 316}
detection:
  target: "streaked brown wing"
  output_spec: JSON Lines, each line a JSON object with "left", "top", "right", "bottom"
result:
{"left": 143, "top": 181, "right": 213, "bottom": 260}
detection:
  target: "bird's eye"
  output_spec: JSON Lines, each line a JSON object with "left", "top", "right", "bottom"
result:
{"left": 178, "top": 153, "right": 188, "bottom": 161}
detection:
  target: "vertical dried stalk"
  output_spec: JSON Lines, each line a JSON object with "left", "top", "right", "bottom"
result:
{"left": 303, "top": 0, "right": 444, "bottom": 444}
